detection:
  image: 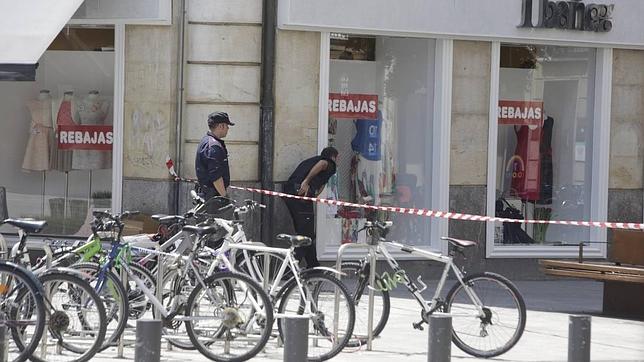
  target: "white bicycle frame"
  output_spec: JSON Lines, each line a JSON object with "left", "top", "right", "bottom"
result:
{"left": 376, "top": 240, "right": 487, "bottom": 318}
{"left": 117, "top": 243, "right": 267, "bottom": 328}
{"left": 212, "top": 234, "right": 314, "bottom": 319}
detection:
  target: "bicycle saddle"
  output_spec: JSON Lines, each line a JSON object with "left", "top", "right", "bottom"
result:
{"left": 276, "top": 234, "right": 312, "bottom": 248}
{"left": 182, "top": 225, "right": 220, "bottom": 237}
{"left": 157, "top": 215, "right": 185, "bottom": 225}
{"left": 441, "top": 237, "right": 477, "bottom": 248}
{"left": 3, "top": 218, "right": 47, "bottom": 234}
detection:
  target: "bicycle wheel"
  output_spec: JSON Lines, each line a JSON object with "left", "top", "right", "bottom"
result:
{"left": 277, "top": 271, "right": 355, "bottom": 361}
{"left": 0, "top": 261, "right": 46, "bottom": 362}
{"left": 15, "top": 272, "right": 107, "bottom": 362}
{"left": 444, "top": 272, "right": 526, "bottom": 358}
{"left": 154, "top": 268, "right": 196, "bottom": 350}
{"left": 122, "top": 262, "right": 156, "bottom": 320}
{"left": 236, "top": 251, "right": 292, "bottom": 294}
{"left": 68, "top": 262, "right": 129, "bottom": 351}
{"left": 339, "top": 261, "right": 390, "bottom": 347}
{"left": 185, "top": 271, "right": 273, "bottom": 362}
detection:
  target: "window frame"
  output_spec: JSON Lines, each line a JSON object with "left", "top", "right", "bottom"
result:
{"left": 485, "top": 41, "right": 611, "bottom": 258}
{"left": 315, "top": 32, "right": 453, "bottom": 260}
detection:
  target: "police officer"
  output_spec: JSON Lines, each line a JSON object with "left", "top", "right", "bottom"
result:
{"left": 283, "top": 147, "right": 338, "bottom": 268}
{"left": 195, "top": 111, "right": 234, "bottom": 213}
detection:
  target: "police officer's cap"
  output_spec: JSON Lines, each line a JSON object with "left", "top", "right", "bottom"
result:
{"left": 207, "top": 112, "right": 235, "bottom": 127}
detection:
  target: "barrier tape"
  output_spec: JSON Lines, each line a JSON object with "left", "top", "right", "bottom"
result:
{"left": 165, "top": 157, "right": 644, "bottom": 231}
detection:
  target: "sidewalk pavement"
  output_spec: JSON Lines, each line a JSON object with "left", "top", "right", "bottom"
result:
{"left": 89, "top": 280, "right": 644, "bottom": 361}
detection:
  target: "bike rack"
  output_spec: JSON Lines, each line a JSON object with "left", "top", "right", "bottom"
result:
{"left": 118, "top": 265, "right": 127, "bottom": 357}
{"left": 335, "top": 242, "right": 379, "bottom": 351}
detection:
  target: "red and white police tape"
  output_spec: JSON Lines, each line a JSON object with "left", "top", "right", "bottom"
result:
{"left": 166, "top": 157, "right": 644, "bottom": 230}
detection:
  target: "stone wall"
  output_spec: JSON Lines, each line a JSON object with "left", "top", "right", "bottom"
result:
{"left": 180, "top": 0, "right": 263, "bottom": 182}
{"left": 123, "top": 23, "right": 178, "bottom": 180}
{"left": 609, "top": 49, "right": 644, "bottom": 190}
{"left": 274, "top": 30, "right": 321, "bottom": 182}
{"left": 121, "top": 2, "right": 180, "bottom": 213}
{"left": 450, "top": 41, "right": 491, "bottom": 185}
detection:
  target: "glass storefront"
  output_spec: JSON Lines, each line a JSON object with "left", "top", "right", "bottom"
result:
{"left": 0, "top": 26, "right": 114, "bottom": 236}
{"left": 320, "top": 35, "right": 437, "bottom": 248}
{"left": 494, "top": 44, "right": 597, "bottom": 246}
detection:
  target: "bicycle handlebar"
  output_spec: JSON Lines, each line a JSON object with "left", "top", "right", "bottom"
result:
{"left": 90, "top": 210, "right": 140, "bottom": 237}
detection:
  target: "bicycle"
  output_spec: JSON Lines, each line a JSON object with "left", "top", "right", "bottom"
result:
{"left": 0, "top": 259, "right": 46, "bottom": 362}
{"left": 339, "top": 220, "right": 526, "bottom": 358}
{"left": 199, "top": 210, "right": 356, "bottom": 362}
{"left": 91, "top": 210, "right": 275, "bottom": 362}
{"left": 1, "top": 218, "right": 107, "bottom": 362}
{"left": 31, "top": 214, "right": 152, "bottom": 352}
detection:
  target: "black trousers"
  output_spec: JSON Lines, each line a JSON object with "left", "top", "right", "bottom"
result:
{"left": 200, "top": 186, "right": 233, "bottom": 249}
{"left": 283, "top": 183, "right": 319, "bottom": 268}
{"left": 201, "top": 187, "right": 233, "bottom": 218}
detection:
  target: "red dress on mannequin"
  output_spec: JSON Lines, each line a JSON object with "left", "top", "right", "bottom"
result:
{"left": 509, "top": 125, "right": 542, "bottom": 201}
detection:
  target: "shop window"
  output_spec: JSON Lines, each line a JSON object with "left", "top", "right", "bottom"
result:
{"left": 0, "top": 26, "right": 114, "bottom": 237}
{"left": 330, "top": 34, "right": 376, "bottom": 61}
{"left": 320, "top": 36, "right": 436, "bottom": 249}
{"left": 494, "top": 44, "right": 596, "bottom": 246}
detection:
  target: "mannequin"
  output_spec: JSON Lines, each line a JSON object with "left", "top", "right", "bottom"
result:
{"left": 72, "top": 90, "right": 112, "bottom": 170}
{"left": 50, "top": 91, "right": 78, "bottom": 172}
{"left": 22, "top": 90, "right": 52, "bottom": 171}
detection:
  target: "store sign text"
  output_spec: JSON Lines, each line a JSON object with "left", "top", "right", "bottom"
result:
{"left": 328, "top": 93, "right": 378, "bottom": 119}
{"left": 519, "top": 0, "right": 614, "bottom": 32}
{"left": 498, "top": 100, "right": 543, "bottom": 126}
{"left": 57, "top": 125, "right": 113, "bottom": 151}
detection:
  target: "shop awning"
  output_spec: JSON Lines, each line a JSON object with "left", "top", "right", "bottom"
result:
{"left": 0, "top": 0, "right": 84, "bottom": 80}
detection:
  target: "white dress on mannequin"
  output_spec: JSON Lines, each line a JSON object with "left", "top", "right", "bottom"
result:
{"left": 72, "top": 91, "right": 112, "bottom": 170}
{"left": 22, "top": 90, "right": 52, "bottom": 171}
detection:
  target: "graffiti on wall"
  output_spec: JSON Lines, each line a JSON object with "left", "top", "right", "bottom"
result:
{"left": 125, "top": 108, "right": 168, "bottom": 173}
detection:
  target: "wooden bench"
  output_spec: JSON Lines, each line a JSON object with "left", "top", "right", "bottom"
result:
{"left": 539, "top": 229, "right": 644, "bottom": 319}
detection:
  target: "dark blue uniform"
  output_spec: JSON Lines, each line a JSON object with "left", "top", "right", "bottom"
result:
{"left": 195, "top": 132, "right": 230, "bottom": 212}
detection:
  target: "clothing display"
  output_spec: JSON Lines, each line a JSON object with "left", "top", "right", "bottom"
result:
{"left": 538, "top": 116, "right": 554, "bottom": 204}
{"left": 22, "top": 93, "right": 53, "bottom": 171}
{"left": 72, "top": 91, "right": 112, "bottom": 170}
{"left": 352, "top": 154, "right": 382, "bottom": 205}
{"left": 509, "top": 125, "right": 542, "bottom": 201}
{"left": 50, "top": 92, "right": 78, "bottom": 172}
{"left": 351, "top": 112, "right": 384, "bottom": 204}
{"left": 351, "top": 115, "right": 382, "bottom": 161}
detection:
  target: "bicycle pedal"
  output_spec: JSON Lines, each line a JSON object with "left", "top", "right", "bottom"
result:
{"left": 412, "top": 321, "right": 424, "bottom": 331}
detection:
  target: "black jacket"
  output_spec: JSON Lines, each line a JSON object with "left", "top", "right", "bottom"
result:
{"left": 195, "top": 132, "right": 230, "bottom": 190}
{"left": 287, "top": 155, "right": 336, "bottom": 196}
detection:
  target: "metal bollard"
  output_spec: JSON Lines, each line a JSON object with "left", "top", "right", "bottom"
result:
{"left": 427, "top": 314, "right": 452, "bottom": 362}
{"left": 135, "top": 319, "right": 162, "bottom": 362}
{"left": 283, "top": 316, "right": 308, "bottom": 362}
{"left": 117, "top": 266, "right": 128, "bottom": 357}
{"left": 0, "top": 312, "right": 7, "bottom": 362}
{"left": 568, "top": 315, "right": 591, "bottom": 362}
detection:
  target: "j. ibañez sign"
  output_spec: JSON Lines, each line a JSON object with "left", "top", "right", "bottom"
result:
{"left": 519, "top": 0, "right": 614, "bottom": 32}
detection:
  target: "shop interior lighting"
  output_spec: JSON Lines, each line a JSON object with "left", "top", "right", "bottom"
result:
{"left": 330, "top": 32, "right": 349, "bottom": 40}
